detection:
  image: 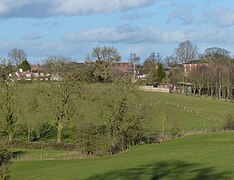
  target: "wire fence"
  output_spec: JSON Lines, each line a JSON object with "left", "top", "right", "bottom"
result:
{"left": 11, "top": 152, "right": 86, "bottom": 161}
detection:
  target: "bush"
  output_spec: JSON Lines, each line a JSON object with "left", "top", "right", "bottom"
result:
{"left": 0, "top": 149, "right": 11, "bottom": 180}
{"left": 73, "top": 123, "right": 111, "bottom": 156}
{"left": 37, "top": 122, "right": 57, "bottom": 140}
{"left": 223, "top": 112, "right": 234, "bottom": 130}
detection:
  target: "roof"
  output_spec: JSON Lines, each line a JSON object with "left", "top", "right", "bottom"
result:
{"left": 170, "top": 64, "right": 183, "bottom": 69}
{"left": 183, "top": 59, "right": 206, "bottom": 64}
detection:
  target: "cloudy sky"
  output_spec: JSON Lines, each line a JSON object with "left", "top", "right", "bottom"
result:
{"left": 1, "top": 0, "right": 234, "bottom": 63}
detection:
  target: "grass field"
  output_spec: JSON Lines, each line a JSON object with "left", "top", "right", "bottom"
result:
{"left": 82, "top": 88, "right": 234, "bottom": 133}
{"left": 8, "top": 89, "right": 234, "bottom": 179}
{"left": 14, "top": 83, "right": 234, "bottom": 137}
{"left": 140, "top": 91, "right": 234, "bottom": 132}
{"left": 10, "top": 132, "right": 234, "bottom": 179}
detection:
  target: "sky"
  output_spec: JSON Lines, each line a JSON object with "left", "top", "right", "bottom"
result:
{"left": 1, "top": 0, "right": 234, "bottom": 64}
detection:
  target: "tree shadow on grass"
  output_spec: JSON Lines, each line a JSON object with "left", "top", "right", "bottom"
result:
{"left": 87, "top": 160, "right": 231, "bottom": 180}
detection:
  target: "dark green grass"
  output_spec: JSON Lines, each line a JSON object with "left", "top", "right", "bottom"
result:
{"left": 10, "top": 132, "right": 234, "bottom": 179}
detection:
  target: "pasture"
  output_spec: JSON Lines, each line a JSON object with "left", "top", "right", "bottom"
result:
{"left": 6, "top": 86, "right": 234, "bottom": 179}
{"left": 10, "top": 132, "right": 234, "bottom": 179}
{"left": 83, "top": 87, "right": 234, "bottom": 134}
{"left": 141, "top": 91, "right": 234, "bottom": 132}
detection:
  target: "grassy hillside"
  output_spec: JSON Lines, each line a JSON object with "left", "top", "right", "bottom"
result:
{"left": 140, "top": 91, "right": 234, "bottom": 132}
{"left": 6, "top": 83, "right": 233, "bottom": 142}
{"left": 82, "top": 87, "right": 234, "bottom": 133}
{"left": 10, "top": 132, "right": 234, "bottom": 179}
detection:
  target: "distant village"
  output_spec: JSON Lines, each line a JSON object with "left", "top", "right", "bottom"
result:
{"left": 2, "top": 43, "right": 234, "bottom": 99}
{"left": 6, "top": 58, "right": 209, "bottom": 94}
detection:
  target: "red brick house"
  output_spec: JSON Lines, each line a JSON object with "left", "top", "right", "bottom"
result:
{"left": 115, "top": 62, "right": 134, "bottom": 73}
{"left": 183, "top": 59, "right": 208, "bottom": 76}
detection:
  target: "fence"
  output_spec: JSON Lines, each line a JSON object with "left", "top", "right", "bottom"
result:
{"left": 139, "top": 86, "right": 170, "bottom": 93}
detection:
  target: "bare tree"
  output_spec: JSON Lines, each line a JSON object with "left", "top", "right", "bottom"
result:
{"left": 189, "top": 65, "right": 208, "bottom": 95}
{"left": 8, "top": 48, "right": 27, "bottom": 68}
{"left": 91, "top": 46, "right": 121, "bottom": 63}
{"left": 88, "top": 46, "right": 121, "bottom": 82}
{"left": 204, "top": 47, "right": 230, "bottom": 58}
{"left": 129, "top": 53, "right": 140, "bottom": 81}
{"left": 175, "top": 40, "right": 198, "bottom": 63}
{"left": 203, "top": 47, "right": 230, "bottom": 64}
{"left": 164, "top": 55, "right": 178, "bottom": 67}
{"left": 144, "top": 52, "right": 162, "bottom": 72}
{"left": 43, "top": 56, "right": 73, "bottom": 76}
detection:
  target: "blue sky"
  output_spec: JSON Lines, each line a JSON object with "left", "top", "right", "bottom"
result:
{"left": 1, "top": 0, "right": 234, "bottom": 63}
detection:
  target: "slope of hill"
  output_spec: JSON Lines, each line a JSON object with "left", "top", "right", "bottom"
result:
{"left": 10, "top": 132, "right": 234, "bottom": 180}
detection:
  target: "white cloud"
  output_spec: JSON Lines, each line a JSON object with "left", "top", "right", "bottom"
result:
{"left": 63, "top": 24, "right": 192, "bottom": 44}
{"left": 0, "top": 0, "right": 156, "bottom": 18}
{"left": 165, "top": 2, "right": 196, "bottom": 25}
{"left": 122, "top": 10, "right": 157, "bottom": 20}
{"left": 63, "top": 24, "right": 234, "bottom": 45}
{"left": 24, "top": 32, "right": 42, "bottom": 40}
{"left": 55, "top": 0, "right": 155, "bottom": 15}
{"left": 205, "top": 7, "right": 234, "bottom": 27}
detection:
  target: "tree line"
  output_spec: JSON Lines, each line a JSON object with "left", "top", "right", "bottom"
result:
{"left": 187, "top": 48, "right": 234, "bottom": 99}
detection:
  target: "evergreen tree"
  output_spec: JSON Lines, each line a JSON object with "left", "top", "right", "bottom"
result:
{"left": 19, "top": 59, "right": 31, "bottom": 71}
{"left": 149, "top": 66, "right": 157, "bottom": 85}
{"left": 156, "top": 63, "right": 166, "bottom": 83}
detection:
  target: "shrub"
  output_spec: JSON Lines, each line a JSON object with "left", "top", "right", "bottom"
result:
{"left": 73, "top": 123, "right": 111, "bottom": 156}
{"left": 73, "top": 123, "right": 99, "bottom": 155}
{"left": 0, "top": 149, "right": 11, "bottom": 180}
{"left": 37, "top": 122, "right": 57, "bottom": 140}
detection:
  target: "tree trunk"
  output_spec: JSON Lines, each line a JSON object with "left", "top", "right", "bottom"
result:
{"left": 210, "top": 86, "right": 213, "bottom": 97}
{"left": 227, "top": 84, "right": 231, "bottom": 100}
{"left": 193, "top": 84, "right": 196, "bottom": 95}
{"left": 219, "top": 83, "right": 222, "bottom": 99}
{"left": 27, "top": 124, "right": 31, "bottom": 142}
{"left": 56, "top": 123, "right": 64, "bottom": 144}
{"left": 198, "top": 86, "right": 202, "bottom": 96}
{"left": 8, "top": 131, "right": 14, "bottom": 141}
{"left": 133, "top": 62, "right": 136, "bottom": 80}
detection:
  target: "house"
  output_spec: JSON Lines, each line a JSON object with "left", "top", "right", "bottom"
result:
{"left": 31, "top": 64, "right": 42, "bottom": 73}
{"left": 115, "top": 62, "right": 134, "bottom": 74}
{"left": 9, "top": 69, "right": 32, "bottom": 81}
{"left": 169, "top": 64, "right": 183, "bottom": 70}
{"left": 183, "top": 59, "right": 208, "bottom": 76}
{"left": 9, "top": 64, "right": 52, "bottom": 81}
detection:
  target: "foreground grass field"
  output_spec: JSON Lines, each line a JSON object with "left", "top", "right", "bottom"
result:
{"left": 10, "top": 132, "right": 234, "bottom": 179}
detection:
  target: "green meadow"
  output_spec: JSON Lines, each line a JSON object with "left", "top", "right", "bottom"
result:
{"left": 8, "top": 89, "right": 234, "bottom": 179}
{"left": 141, "top": 91, "right": 234, "bottom": 132}
{"left": 82, "top": 88, "right": 234, "bottom": 133}
{"left": 10, "top": 132, "right": 234, "bottom": 179}
{"left": 14, "top": 83, "right": 234, "bottom": 137}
